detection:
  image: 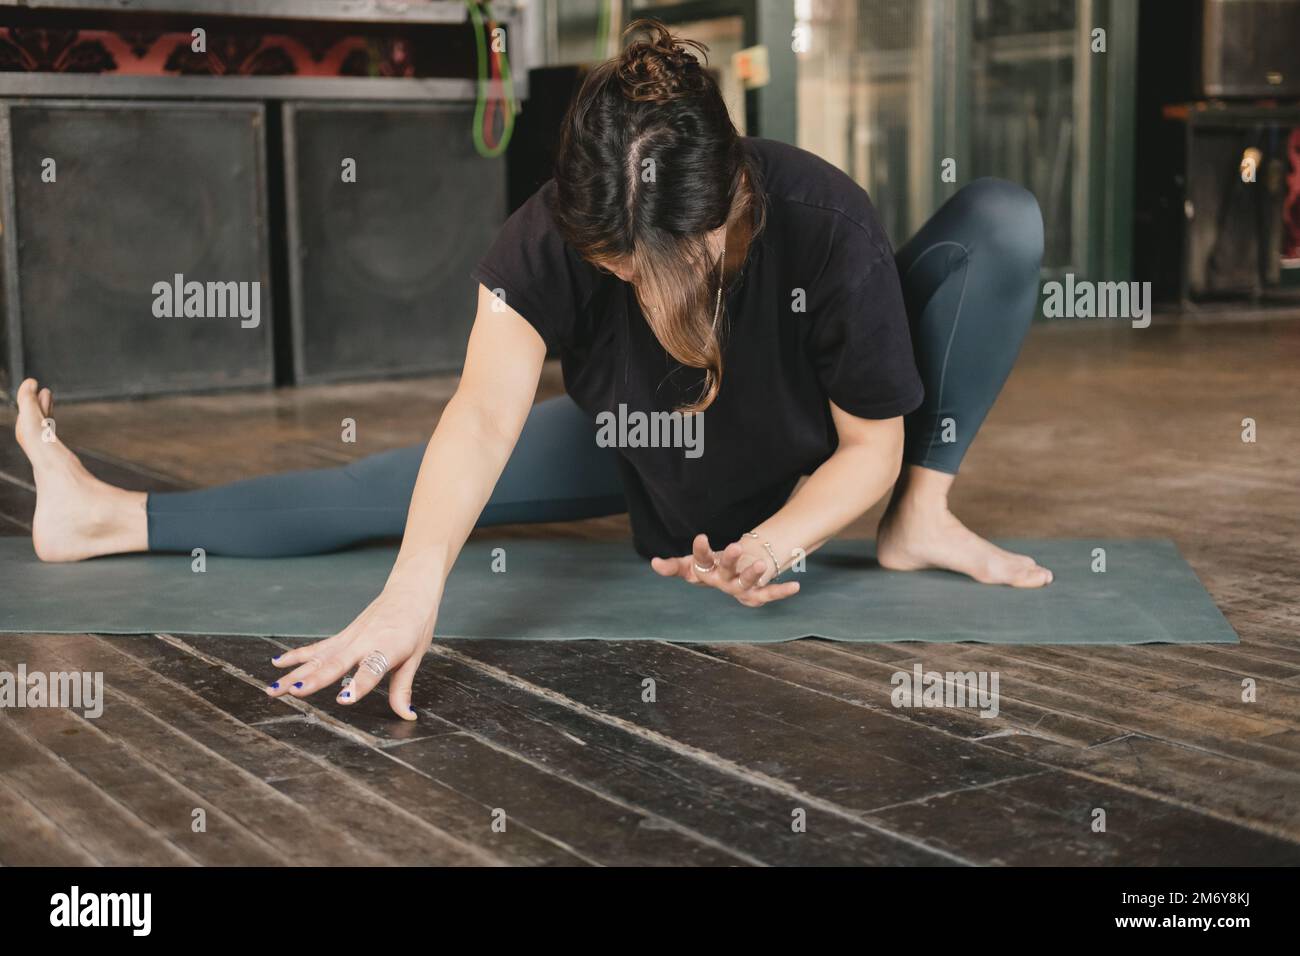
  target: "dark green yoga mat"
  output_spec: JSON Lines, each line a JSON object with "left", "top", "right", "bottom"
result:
{"left": 0, "top": 537, "right": 1235, "bottom": 644}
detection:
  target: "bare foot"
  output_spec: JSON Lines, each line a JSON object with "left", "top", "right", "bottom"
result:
{"left": 13, "top": 378, "right": 147, "bottom": 561}
{"left": 876, "top": 466, "right": 1053, "bottom": 589}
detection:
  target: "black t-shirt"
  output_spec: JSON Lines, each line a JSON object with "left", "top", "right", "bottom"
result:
{"left": 471, "top": 137, "right": 923, "bottom": 558}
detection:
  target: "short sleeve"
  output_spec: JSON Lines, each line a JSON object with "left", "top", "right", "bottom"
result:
{"left": 806, "top": 225, "right": 924, "bottom": 419}
{"left": 469, "top": 182, "right": 590, "bottom": 353}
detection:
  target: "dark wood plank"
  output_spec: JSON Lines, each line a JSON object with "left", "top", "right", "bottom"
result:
{"left": 5, "top": 633, "right": 494, "bottom": 865}
{"left": 707, "top": 640, "right": 1124, "bottom": 747}
{"left": 102, "top": 638, "right": 622, "bottom": 864}
{"left": 0, "top": 715, "right": 195, "bottom": 865}
{"left": 0, "top": 776, "right": 100, "bottom": 866}
{"left": 410, "top": 646, "right": 958, "bottom": 865}
{"left": 690, "top": 642, "right": 1300, "bottom": 840}
{"left": 447, "top": 639, "right": 1044, "bottom": 811}
{"left": 262, "top": 719, "right": 742, "bottom": 866}
{"left": 864, "top": 769, "right": 1300, "bottom": 865}
{"left": 983, "top": 732, "right": 1300, "bottom": 841}
{"left": 809, "top": 641, "right": 1300, "bottom": 769}
{"left": 0, "top": 686, "right": 283, "bottom": 866}
{"left": 196, "top": 634, "right": 953, "bottom": 864}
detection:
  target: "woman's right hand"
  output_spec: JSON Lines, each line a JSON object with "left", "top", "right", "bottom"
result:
{"left": 266, "top": 584, "right": 439, "bottom": 721}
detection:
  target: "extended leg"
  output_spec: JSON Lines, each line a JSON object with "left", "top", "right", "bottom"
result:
{"left": 876, "top": 178, "right": 1053, "bottom": 587}
{"left": 146, "top": 394, "right": 626, "bottom": 556}
{"left": 14, "top": 378, "right": 625, "bottom": 560}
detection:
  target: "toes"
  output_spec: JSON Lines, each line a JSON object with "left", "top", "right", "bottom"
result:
{"left": 15, "top": 379, "right": 39, "bottom": 421}
{"left": 1012, "top": 564, "right": 1052, "bottom": 589}
{"left": 38, "top": 387, "right": 53, "bottom": 418}
{"left": 14, "top": 379, "right": 45, "bottom": 447}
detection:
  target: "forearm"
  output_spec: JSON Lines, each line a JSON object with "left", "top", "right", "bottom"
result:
{"left": 384, "top": 392, "right": 521, "bottom": 609}
{"left": 750, "top": 439, "right": 901, "bottom": 573}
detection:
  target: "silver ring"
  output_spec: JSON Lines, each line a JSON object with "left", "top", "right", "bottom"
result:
{"left": 694, "top": 561, "right": 716, "bottom": 574}
{"left": 360, "top": 650, "right": 389, "bottom": 677}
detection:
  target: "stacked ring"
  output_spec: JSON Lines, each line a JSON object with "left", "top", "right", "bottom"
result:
{"left": 360, "top": 650, "right": 390, "bottom": 677}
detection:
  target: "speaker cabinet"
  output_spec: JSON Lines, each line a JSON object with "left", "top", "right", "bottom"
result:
{"left": 1202, "top": 0, "right": 1300, "bottom": 98}
{"left": 284, "top": 102, "right": 505, "bottom": 383}
{"left": 0, "top": 100, "right": 273, "bottom": 400}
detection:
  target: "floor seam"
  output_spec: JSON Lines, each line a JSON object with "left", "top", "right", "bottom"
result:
{"left": 431, "top": 643, "right": 976, "bottom": 866}
{"left": 96, "top": 634, "right": 502, "bottom": 866}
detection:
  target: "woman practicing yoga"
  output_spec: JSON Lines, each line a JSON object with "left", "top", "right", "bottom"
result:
{"left": 13, "top": 21, "right": 1049, "bottom": 720}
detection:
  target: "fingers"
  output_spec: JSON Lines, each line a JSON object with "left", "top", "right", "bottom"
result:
{"left": 738, "top": 580, "right": 801, "bottom": 607}
{"left": 268, "top": 651, "right": 351, "bottom": 698}
{"left": 723, "top": 549, "right": 799, "bottom": 606}
{"left": 650, "top": 556, "right": 681, "bottom": 578}
{"left": 338, "top": 652, "right": 387, "bottom": 704}
{"left": 386, "top": 654, "right": 422, "bottom": 721}
{"left": 650, "top": 554, "right": 701, "bottom": 584}
{"left": 652, "top": 535, "right": 801, "bottom": 607}
{"left": 737, "top": 557, "right": 768, "bottom": 589}
{"left": 271, "top": 637, "right": 342, "bottom": 670}
{"left": 691, "top": 534, "right": 716, "bottom": 573}
{"left": 268, "top": 637, "right": 417, "bottom": 717}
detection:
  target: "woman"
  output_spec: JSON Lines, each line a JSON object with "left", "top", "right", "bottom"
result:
{"left": 12, "top": 21, "right": 1050, "bottom": 721}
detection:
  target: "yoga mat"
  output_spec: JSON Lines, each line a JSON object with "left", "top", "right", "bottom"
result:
{"left": 0, "top": 538, "right": 1235, "bottom": 644}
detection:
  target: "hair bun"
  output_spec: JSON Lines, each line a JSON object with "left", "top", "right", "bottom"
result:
{"left": 617, "top": 19, "right": 709, "bottom": 103}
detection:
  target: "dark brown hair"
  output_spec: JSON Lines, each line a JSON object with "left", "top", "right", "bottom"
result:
{"left": 551, "top": 18, "right": 764, "bottom": 412}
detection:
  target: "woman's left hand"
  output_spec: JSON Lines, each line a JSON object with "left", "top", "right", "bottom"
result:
{"left": 650, "top": 533, "right": 800, "bottom": 607}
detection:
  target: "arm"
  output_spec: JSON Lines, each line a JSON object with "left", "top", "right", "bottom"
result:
{"left": 743, "top": 402, "right": 904, "bottom": 577}
{"left": 654, "top": 401, "right": 904, "bottom": 604}
{"left": 270, "top": 285, "right": 546, "bottom": 717}
{"left": 384, "top": 285, "right": 547, "bottom": 610}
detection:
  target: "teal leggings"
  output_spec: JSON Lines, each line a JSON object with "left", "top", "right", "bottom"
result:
{"left": 148, "top": 178, "right": 1043, "bottom": 557}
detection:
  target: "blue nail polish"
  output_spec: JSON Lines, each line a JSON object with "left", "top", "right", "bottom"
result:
{"left": 341, "top": 691, "right": 351, "bottom": 699}
{"left": 270, "top": 681, "right": 279, "bottom": 690}
{"left": 272, "top": 655, "right": 281, "bottom": 662}
{"left": 293, "top": 681, "right": 304, "bottom": 689}
{"left": 409, "top": 705, "right": 416, "bottom": 713}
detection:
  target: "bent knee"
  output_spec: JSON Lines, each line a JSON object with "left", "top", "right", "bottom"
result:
{"left": 960, "top": 177, "right": 1044, "bottom": 270}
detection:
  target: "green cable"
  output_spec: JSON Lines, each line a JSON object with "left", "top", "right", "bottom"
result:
{"left": 467, "top": 0, "right": 516, "bottom": 158}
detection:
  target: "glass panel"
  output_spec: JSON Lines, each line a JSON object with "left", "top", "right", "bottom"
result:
{"left": 968, "top": 0, "right": 1080, "bottom": 270}
{"left": 551, "top": 0, "right": 607, "bottom": 64}
{"left": 797, "top": 0, "right": 926, "bottom": 246}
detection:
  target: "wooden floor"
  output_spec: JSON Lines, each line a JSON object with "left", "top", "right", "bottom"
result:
{"left": 2, "top": 313, "right": 1299, "bottom": 866}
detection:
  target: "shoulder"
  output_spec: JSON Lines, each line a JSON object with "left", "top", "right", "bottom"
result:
{"left": 497, "top": 181, "right": 569, "bottom": 255}
{"left": 472, "top": 181, "right": 601, "bottom": 350}
{"left": 746, "top": 138, "right": 893, "bottom": 266}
